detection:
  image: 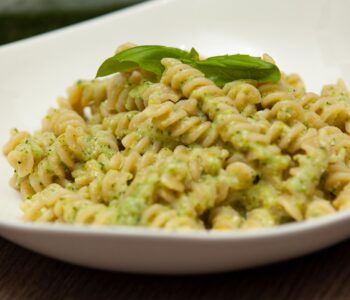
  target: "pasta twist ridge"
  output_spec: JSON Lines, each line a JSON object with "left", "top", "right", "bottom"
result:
{"left": 141, "top": 204, "right": 203, "bottom": 229}
{"left": 144, "top": 99, "right": 220, "bottom": 147}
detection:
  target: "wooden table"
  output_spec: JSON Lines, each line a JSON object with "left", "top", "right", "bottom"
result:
{"left": 0, "top": 237, "right": 349, "bottom": 300}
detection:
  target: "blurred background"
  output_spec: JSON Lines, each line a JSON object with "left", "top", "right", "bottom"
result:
{"left": 0, "top": 0, "right": 147, "bottom": 45}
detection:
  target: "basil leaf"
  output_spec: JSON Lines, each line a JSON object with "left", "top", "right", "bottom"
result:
{"left": 189, "top": 47, "right": 200, "bottom": 60}
{"left": 96, "top": 45, "right": 197, "bottom": 78}
{"left": 191, "top": 54, "right": 280, "bottom": 87}
{"left": 96, "top": 45, "right": 281, "bottom": 86}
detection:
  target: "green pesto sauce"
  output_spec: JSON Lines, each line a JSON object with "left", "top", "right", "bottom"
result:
{"left": 128, "top": 81, "right": 152, "bottom": 99}
{"left": 113, "top": 171, "right": 159, "bottom": 225}
{"left": 286, "top": 148, "right": 328, "bottom": 195}
{"left": 237, "top": 180, "right": 279, "bottom": 211}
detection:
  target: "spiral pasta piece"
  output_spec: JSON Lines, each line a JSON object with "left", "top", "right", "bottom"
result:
{"left": 66, "top": 79, "right": 108, "bottom": 116}
{"left": 21, "top": 183, "right": 70, "bottom": 222}
{"left": 154, "top": 146, "right": 229, "bottom": 204}
{"left": 209, "top": 206, "right": 242, "bottom": 230}
{"left": 42, "top": 108, "right": 86, "bottom": 136}
{"left": 305, "top": 197, "right": 336, "bottom": 219}
{"left": 285, "top": 145, "right": 328, "bottom": 197}
{"left": 223, "top": 80, "right": 261, "bottom": 116}
{"left": 103, "top": 108, "right": 180, "bottom": 154}
{"left": 3, "top": 129, "right": 30, "bottom": 156}
{"left": 4, "top": 130, "right": 50, "bottom": 178}
{"left": 283, "top": 73, "right": 306, "bottom": 98}
{"left": 115, "top": 42, "right": 137, "bottom": 53}
{"left": 52, "top": 124, "right": 118, "bottom": 170}
{"left": 266, "top": 121, "right": 318, "bottom": 153}
{"left": 121, "top": 131, "right": 165, "bottom": 154}
{"left": 324, "top": 162, "right": 350, "bottom": 195}
{"left": 258, "top": 79, "right": 325, "bottom": 128}
{"left": 80, "top": 170, "right": 132, "bottom": 204}
{"left": 141, "top": 204, "right": 203, "bottom": 230}
{"left": 258, "top": 80, "right": 289, "bottom": 104}
{"left": 298, "top": 81, "right": 350, "bottom": 133}
{"left": 144, "top": 99, "right": 220, "bottom": 147}
{"left": 102, "top": 75, "right": 175, "bottom": 118}
{"left": 104, "top": 73, "right": 137, "bottom": 114}
{"left": 333, "top": 184, "right": 350, "bottom": 211}
{"left": 174, "top": 172, "right": 242, "bottom": 218}
{"left": 102, "top": 111, "right": 147, "bottom": 139}
{"left": 241, "top": 208, "right": 275, "bottom": 229}
{"left": 106, "top": 151, "right": 158, "bottom": 174}
{"left": 141, "top": 82, "right": 181, "bottom": 105}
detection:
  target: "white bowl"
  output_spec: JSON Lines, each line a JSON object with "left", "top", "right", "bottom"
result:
{"left": 0, "top": 0, "right": 349, "bottom": 274}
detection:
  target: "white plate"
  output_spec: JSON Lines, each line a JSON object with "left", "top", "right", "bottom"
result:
{"left": 0, "top": 0, "right": 349, "bottom": 274}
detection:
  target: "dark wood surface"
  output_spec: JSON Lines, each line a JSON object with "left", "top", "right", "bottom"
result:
{"left": 0, "top": 237, "right": 349, "bottom": 300}
{"left": 0, "top": 0, "right": 146, "bottom": 45}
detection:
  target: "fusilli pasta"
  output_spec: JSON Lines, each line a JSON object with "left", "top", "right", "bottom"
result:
{"left": 3, "top": 44, "right": 350, "bottom": 231}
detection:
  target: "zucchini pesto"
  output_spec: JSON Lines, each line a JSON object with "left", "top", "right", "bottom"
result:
{"left": 3, "top": 43, "right": 350, "bottom": 230}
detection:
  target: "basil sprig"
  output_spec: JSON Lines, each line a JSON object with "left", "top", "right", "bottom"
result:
{"left": 96, "top": 45, "right": 280, "bottom": 86}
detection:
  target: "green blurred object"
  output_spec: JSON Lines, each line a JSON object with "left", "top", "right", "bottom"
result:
{"left": 0, "top": 0, "right": 147, "bottom": 45}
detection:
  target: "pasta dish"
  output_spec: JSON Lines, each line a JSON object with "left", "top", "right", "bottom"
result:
{"left": 3, "top": 44, "right": 350, "bottom": 230}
